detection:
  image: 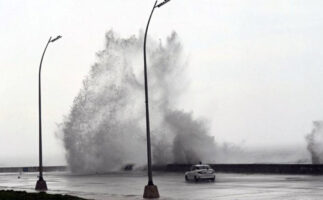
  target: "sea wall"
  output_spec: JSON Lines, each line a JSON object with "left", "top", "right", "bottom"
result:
{"left": 2, "top": 164, "right": 323, "bottom": 174}
{"left": 0, "top": 166, "right": 67, "bottom": 173}
{"left": 158, "top": 164, "right": 323, "bottom": 174}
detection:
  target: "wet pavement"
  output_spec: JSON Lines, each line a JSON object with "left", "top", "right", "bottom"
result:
{"left": 0, "top": 171, "right": 323, "bottom": 200}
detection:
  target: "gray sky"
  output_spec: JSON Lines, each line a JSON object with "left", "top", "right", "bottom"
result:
{"left": 1, "top": 0, "right": 323, "bottom": 166}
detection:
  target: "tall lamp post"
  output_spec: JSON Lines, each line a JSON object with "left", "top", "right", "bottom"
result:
{"left": 35, "top": 35, "right": 62, "bottom": 191}
{"left": 143, "top": 0, "right": 171, "bottom": 198}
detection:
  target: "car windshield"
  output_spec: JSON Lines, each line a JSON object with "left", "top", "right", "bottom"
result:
{"left": 197, "top": 165, "right": 210, "bottom": 170}
{"left": 191, "top": 165, "right": 211, "bottom": 170}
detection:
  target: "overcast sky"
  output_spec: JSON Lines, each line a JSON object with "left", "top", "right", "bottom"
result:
{"left": 1, "top": 0, "right": 323, "bottom": 166}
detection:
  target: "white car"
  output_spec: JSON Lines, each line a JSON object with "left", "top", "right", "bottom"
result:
{"left": 185, "top": 164, "right": 215, "bottom": 182}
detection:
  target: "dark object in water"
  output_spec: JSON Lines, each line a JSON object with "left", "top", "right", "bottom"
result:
{"left": 123, "top": 164, "right": 134, "bottom": 171}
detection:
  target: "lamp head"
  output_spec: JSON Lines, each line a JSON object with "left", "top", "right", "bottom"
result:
{"left": 51, "top": 35, "right": 62, "bottom": 43}
{"left": 156, "top": 0, "right": 171, "bottom": 8}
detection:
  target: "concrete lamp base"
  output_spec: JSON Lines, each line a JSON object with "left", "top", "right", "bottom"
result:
{"left": 143, "top": 184, "right": 159, "bottom": 199}
{"left": 35, "top": 179, "right": 47, "bottom": 191}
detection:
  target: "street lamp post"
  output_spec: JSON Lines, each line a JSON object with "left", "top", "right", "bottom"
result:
{"left": 35, "top": 35, "right": 62, "bottom": 191}
{"left": 143, "top": 0, "right": 170, "bottom": 198}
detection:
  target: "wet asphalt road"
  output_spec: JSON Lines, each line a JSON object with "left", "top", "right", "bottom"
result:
{"left": 0, "top": 171, "right": 323, "bottom": 200}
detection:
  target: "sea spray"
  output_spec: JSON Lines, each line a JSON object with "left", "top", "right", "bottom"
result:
{"left": 306, "top": 121, "right": 323, "bottom": 164}
{"left": 59, "top": 30, "right": 217, "bottom": 173}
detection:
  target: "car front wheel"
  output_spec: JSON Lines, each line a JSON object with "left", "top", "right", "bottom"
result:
{"left": 185, "top": 175, "right": 189, "bottom": 181}
{"left": 194, "top": 176, "right": 199, "bottom": 182}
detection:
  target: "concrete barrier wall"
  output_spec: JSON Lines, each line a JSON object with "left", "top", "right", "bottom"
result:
{"left": 0, "top": 166, "right": 67, "bottom": 173}
{"left": 160, "top": 164, "right": 323, "bottom": 174}
{"left": 2, "top": 164, "right": 323, "bottom": 174}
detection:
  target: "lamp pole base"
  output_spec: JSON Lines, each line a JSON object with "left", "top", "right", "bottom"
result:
{"left": 35, "top": 178, "right": 47, "bottom": 191}
{"left": 143, "top": 184, "right": 159, "bottom": 199}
